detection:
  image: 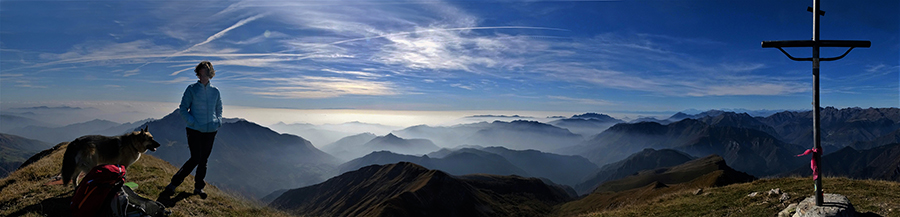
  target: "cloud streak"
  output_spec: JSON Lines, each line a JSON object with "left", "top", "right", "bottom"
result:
{"left": 132, "top": 14, "right": 268, "bottom": 73}
{"left": 247, "top": 76, "right": 400, "bottom": 99}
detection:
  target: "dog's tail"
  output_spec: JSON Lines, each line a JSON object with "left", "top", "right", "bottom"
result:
{"left": 61, "top": 141, "right": 79, "bottom": 185}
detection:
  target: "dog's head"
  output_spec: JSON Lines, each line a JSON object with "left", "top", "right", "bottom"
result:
{"left": 132, "top": 125, "right": 161, "bottom": 152}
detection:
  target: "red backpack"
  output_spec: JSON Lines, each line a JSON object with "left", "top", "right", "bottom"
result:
{"left": 71, "top": 164, "right": 126, "bottom": 217}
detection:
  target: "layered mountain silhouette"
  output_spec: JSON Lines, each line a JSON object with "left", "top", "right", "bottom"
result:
{"left": 321, "top": 132, "right": 378, "bottom": 161}
{"left": 466, "top": 120, "right": 584, "bottom": 151}
{"left": 269, "top": 162, "right": 573, "bottom": 217}
{"left": 322, "top": 133, "right": 440, "bottom": 161}
{"left": 574, "top": 148, "right": 695, "bottom": 195}
{"left": 630, "top": 110, "right": 729, "bottom": 124}
{"left": 697, "top": 111, "right": 779, "bottom": 137}
{"left": 365, "top": 133, "right": 440, "bottom": 155}
{"left": 393, "top": 120, "right": 583, "bottom": 152}
{"left": 592, "top": 155, "right": 755, "bottom": 193}
{"left": 0, "top": 114, "right": 56, "bottom": 133}
{"left": 339, "top": 146, "right": 598, "bottom": 187}
{"left": 392, "top": 122, "right": 489, "bottom": 148}
{"left": 559, "top": 116, "right": 806, "bottom": 177}
{"left": 558, "top": 155, "right": 755, "bottom": 215}
{"left": 851, "top": 128, "right": 900, "bottom": 150}
{"left": 142, "top": 110, "right": 340, "bottom": 198}
{"left": 6, "top": 119, "right": 122, "bottom": 144}
{"left": 783, "top": 143, "right": 900, "bottom": 181}
{"left": 269, "top": 121, "right": 397, "bottom": 148}
{"left": 759, "top": 107, "right": 900, "bottom": 151}
{"left": 548, "top": 113, "right": 624, "bottom": 136}
{"left": 338, "top": 150, "right": 529, "bottom": 177}
{"left": 476, "top": 146, "right": 597, "bottom": 187}
{"left": 0, "top": 133, "right": 52, "bottom": 177}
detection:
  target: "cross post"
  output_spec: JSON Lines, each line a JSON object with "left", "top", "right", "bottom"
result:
{"left": 761, "top": 0, "right": 869, "bottom": 206}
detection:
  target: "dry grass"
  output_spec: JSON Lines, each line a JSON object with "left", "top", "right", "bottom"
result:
{"left": 0, "top": 143, "right": 294, "bottom": 217}
{"left": 559, "top": 176, "right": 900, "bottom": 217}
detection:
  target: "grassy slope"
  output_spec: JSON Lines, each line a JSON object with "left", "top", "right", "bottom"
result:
{"left": 0, "top": 143, "right": 293, "bottom": 217}
{"left": 557, "top": 176, "right": 900, "bottom": 217}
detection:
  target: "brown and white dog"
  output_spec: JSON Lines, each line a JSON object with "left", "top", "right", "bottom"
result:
{"left": 61, "top": 125, "right": 161, "bottom": 186}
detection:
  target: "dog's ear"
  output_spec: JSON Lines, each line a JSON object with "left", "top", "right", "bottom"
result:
{"left": 141, "top": 125, "right": 148, "bottom": 133}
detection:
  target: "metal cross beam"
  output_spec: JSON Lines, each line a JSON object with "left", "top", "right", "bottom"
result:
{"left": 761, "top": 0, "right": 869, "bottom": 207}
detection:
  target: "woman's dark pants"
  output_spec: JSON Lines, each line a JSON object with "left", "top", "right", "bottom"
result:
{"left": 168, "top": 127, "right": 216, "bottom": 190}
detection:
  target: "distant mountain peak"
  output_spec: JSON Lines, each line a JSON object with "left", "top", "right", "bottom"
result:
{"left": 572, "top": 113, "right": 617, "bottom": 121}
{"left": 384, "top": 133, "right": 400, "bottom": 139}
{"left": 272, "top": 162, "right": 573, "bottom": 217}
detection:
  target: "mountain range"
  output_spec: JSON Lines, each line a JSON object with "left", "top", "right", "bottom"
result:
{"left": 269, "top": 121, "right": 398, "bottom": 148}
{"left": 392, "top": 120, "right": 584, "bottom": 152}
{"left": 851, "top": 128, "right": 900, "bottom": 150}
{"left": 558, "top": 116, "right": 807, "bottom": 177}
{"left": 321, "top": 132, "right": 379, "bottom": 161}
{"left": 759, "top": 107, "right": 900, "bottom": 152}
{"left": 337, "top": 146, "right": 597, "bottom": 188}
{"left": 0, "top": 133, "right": 52, "bottom": 177}
{"left": 7, "top": 141, "right": 898, "bottom": 216}
{"left": 321, "top": 133, "right": 441, "bottom": 161}
{"left": 141, "top": 110, "right": 340, "bottom": 198}
{"left": 548, "top": 113, "right": 624, "bottom": 136}
{"left": 269, "top": 162, "right": 573, "bottom": 217}
{"left": 0, "top": 114, "right": 57, "bottom": 133}
{"left": 4, "top": 119, "right": 127, "bottom": 144}
{"left": 3, "top": 106, "right": 899, "bottom": 206}
{"left": 337, "top": 150, "right": 529, "bottom": 178}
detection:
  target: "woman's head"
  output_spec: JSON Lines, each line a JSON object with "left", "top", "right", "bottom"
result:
{"left": 194, "top": 61, "right": 215, "bottom": 79}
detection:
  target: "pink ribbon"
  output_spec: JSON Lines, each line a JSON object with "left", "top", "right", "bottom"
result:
{"left": 796, "top": 148, "right": 819, "bottom": 180}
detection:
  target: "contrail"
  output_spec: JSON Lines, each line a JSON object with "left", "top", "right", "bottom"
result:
{"left": 329, "top": 26, "right": 569, "bottom": 45}
{"left": 131, "top": 13, "right": 267, "bottom": 75}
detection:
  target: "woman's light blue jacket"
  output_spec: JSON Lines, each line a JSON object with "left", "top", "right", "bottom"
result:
{"left": 179, "top": 81, "right": 222, "bottom": 133}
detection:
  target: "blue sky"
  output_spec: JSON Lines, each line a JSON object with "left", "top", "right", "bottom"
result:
{"left": 1, "top": 0, "right": 898, "bottom": 121}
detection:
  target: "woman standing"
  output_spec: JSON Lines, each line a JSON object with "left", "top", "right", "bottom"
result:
{"left": 162, "top": 61, "right": 222, "bottom": 199}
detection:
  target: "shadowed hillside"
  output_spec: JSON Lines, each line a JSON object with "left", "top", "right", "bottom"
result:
{"left": 852, "top": 128, "right": 900, "bottom": 150}
{"left": 338, "top": 150, "right": 529, "bottom": 177}
{"left": 560, "top": 118, "right": 805, "bottom": 177}
{"left": 0, "top": 133, "right": 52, "bottom": 177}
{"left": 759, "top": 107, "right": 900, "bottom": 150}
{"left": 340, "top": 147, "right": 597, "bottom": 188}
{"left": 782, "top": 143, "right": 900, "bottom": 181}
{"left": 574, "top": 148, "right": 695, "bottom": 195}
{"left": 557, "top": 155, "right": 755, "bottom": 216}
{"left": 0, "top": 142, "right": 293, "bottom": 217}
{"left": 141, "top": 110, "right": 340, "bottom": 198}
{"left": 270, "top": 162, "right": 573, "bottom": 217}
{"left": 478, "top": 146, "right": 598, "bottom": 187}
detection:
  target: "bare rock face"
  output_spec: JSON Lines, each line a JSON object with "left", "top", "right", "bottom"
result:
{"left": 790, "top": 193, "right": 857, "bottom": 217}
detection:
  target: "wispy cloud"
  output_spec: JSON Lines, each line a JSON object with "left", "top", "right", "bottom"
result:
{"left": 132, "top": 13, "right": 268, "bottom": 72}
{"left": 152, "top": 77, "right": 192, "bottom": 84}
{"left": 321, "top": 69, "right": 384, "bottom": 78}
{"left": 247, "top": 76, "right": 399, "bottom": 99}
{"left": 0, "top": 0, "right": 839, "bottom": 104}
{"left": 450, "top": 83, "right": 474, "bottom": 90}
